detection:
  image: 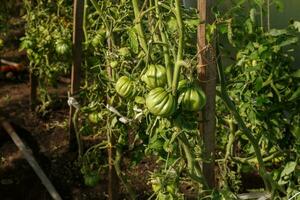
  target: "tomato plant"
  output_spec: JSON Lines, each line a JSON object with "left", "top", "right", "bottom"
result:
{"left": 21, "top": 0, "right": 300, "bottom": 199}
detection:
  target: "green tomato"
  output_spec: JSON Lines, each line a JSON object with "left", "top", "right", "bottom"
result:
{"left": 166, "top": 185, "right": 176, "bottom": 194}
{"left": 141, "top": 64, "right": 167, "bottom": 89}
{"left": 146, "top": 87, "right": 176, "bottom": 117}
{"left": 84, "top": 171, "right": 100, "bottom": 187}
{"left": 118, "top": 47, "right": 131, "bottom": 58}
{"left": 177, "top": 79, "right": 189, "bottom": 91}
{"left": 110, "top": 60, "right": 119, "bottom": 68}
{"left": 115, "top": 76, "right": 135, "bottom": 98}
{"left": 88, "top": 112, "right": 101, "bottom": 124}
{"left": 179, "top": 86, "right": 206, "bottom": 111}
{"left": 92, "top": 29, "right": 106, "bottom": 48}
{"left": 55, "top": 40, "right": 70, "bottom": 55}
{"left": 151, "top": 178, "right": 161, "bottom": 192}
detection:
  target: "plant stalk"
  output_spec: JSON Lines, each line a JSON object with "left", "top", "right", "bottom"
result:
{"left": 174, "top": 0, "right": 184, "bottom": 61}
{"left": 155, "top": 0, "right": 172, "bottom": 88}
{"left": 132, "top": 0, "right": 149, "bottom": 55}
{"left": 216, "top": 41, "right": 279, "bottom": 192}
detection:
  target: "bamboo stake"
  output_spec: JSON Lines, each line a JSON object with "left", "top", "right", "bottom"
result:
{"left": 0, "top": 117, "right": 62, "bottom": 200}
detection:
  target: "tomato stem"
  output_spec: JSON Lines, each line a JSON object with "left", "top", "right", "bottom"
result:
{"left": 216, "top": 40, "right": 285, "bottom": 194}
{"left": 174, "top": 0, "right": 184, "bottom": 61}
{"left": 171, "top": 0, "right": 185, "bottom": 95}
{"left": 131, "top": 0, "right": 149, "bottom": 55}
{"left": 172, "top": 60, "right": 188, "bottom": 95}
{"left": 155, "top": 0, "right": 172, "bottom": 88}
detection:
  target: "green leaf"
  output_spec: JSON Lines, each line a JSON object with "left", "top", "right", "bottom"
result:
{"left": 278, "top": 37, "right": 298, "bottom": 47}
{"left": 274, "top": 0, "right": 284, "bottom": 12}
{"left": 267, "top": 29, "right": 288, "bottom": 36}
{"left": 292, "top": 21, "right": 300, "bottom": 32}
{"left": 128, "top": 28, "right": 139, "bottom": 54}
{"left": 288, "top": 87, "right": 300, "bottom": 101}
{"left": 250, "top": 8, "right": 256, "bottom": 23}
{"left": 255, "top": 76, "right": 263, "bottom": 91}
{"left": 291, "top": 69, "right": 300, "bottom": 78}
{"left": 278, "top": 161, "right": 297, "bottom": 185}
{"left": 291, "top": 125, "right": 300, "bottom": 139}
{"left": 281, "top": 162, "right": 297, "bottom": 176}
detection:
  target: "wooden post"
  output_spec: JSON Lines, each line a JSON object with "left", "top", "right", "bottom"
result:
{"left": 197, "top": 0, "right": 216, "bottom": 188}
{"left": 30, "top": 71, "right": 38, "bottom": 111}
{"left": 69, "top": 0, "right": 84, "bottom": 151}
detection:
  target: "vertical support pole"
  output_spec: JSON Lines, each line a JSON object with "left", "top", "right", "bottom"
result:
{"left": 107, "top": 14, "right": 119, "bottom": 200}
{"left": 30, "top": 71, "right": 38, "bottom": 111}
{"left": 197, "top": 0, "right": 216, "bottom": 188}
{"left": 69, "top": 0, "right": 84, "bottom": 151}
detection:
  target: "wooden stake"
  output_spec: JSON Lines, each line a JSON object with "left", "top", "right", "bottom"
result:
{"left": 69, "top": 0, "right": 84, "bottom": 152}
{"left": 0, "top": 117, "right": 62, "bottom": 200}
{"left": 197, "top": 0, "right": 216, "bottom": 188}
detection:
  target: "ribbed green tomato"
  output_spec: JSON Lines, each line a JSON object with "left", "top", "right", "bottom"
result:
{"left": 141, "top": 64, "right": 167, "bottom": 89}
{"left": 55, "top": 40, "right": 70, "bottom": 55}
{"left": 179, "top": 86, "right": 206, "bottom": 111}
{"left": 146, "top": 87, "right": 176, "bottom": 117}
{"left": 115, "top": 76, "right": 134, "bottom": 98}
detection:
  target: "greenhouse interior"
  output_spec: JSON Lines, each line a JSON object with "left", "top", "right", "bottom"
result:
{"left": 0, "top": 0, "right": 299, "bottom": 199}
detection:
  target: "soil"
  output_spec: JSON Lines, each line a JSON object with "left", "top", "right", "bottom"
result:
{"left": 0, "top": 79, "right": 157, "bottom": 200}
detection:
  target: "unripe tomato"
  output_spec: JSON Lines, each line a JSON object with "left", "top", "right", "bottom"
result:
{"left": 84, "top": 171, "right": 100, "bottom": 187}
{"left": 88, "top": 112, "right": 101, "bottom": 124}
{"left": 179, "top": 86, "right": 206, "bottom": 111}
{"left": 177, "top": 79, "right": 188, "bottom": 91}
{"left": 110, "top": 60, "right": 119, "bottom": 68}
{"left": 55, "top": 40, "right": 70, "bottom": 55}
{"left": 92, "top": 29, "right": 106, "bottom": 48}
{"left": 151, "top": 178, "right": 161, "bottom": 192}
{"left": 166, "top": 184, "right": 176, "bottom": 194}
{"left": 141, "top": 64, "right": 167, "bottom": 89}
{"left": 146, "top": 87, "right": 176, "bottom": 117}
{"left": 118, "top": 47, "right": 131, "bottom": 58}
{"left": 115, "top": 76, "right": 135, "bottom": 98}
